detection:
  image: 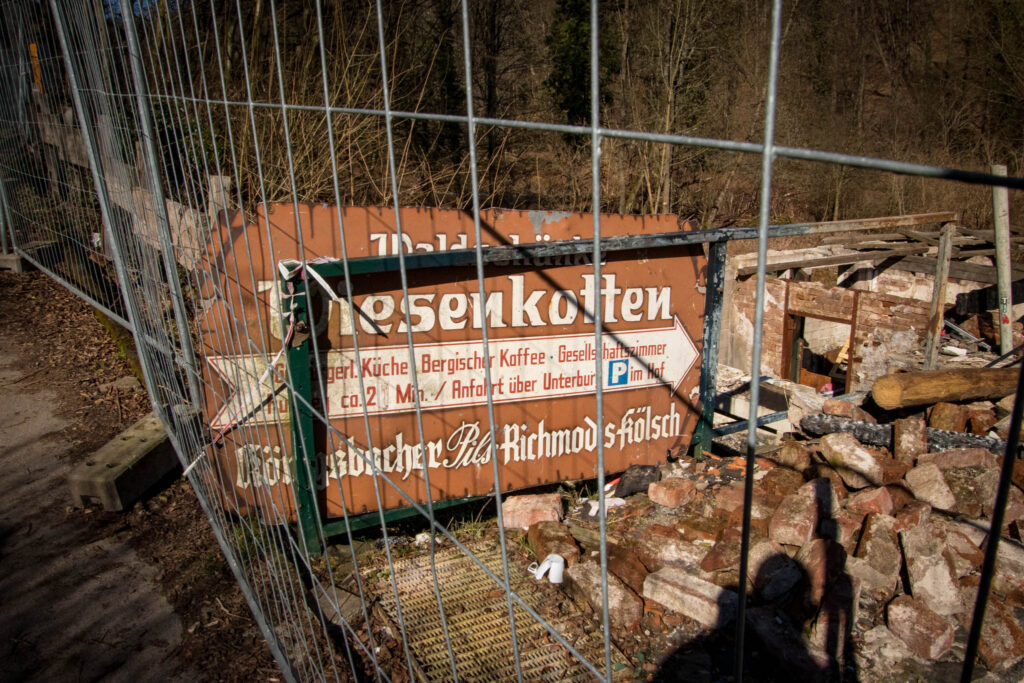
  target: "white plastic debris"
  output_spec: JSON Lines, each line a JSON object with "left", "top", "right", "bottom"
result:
{"left": 413, "top": 531, "right": 442, "bottom": 548}
{"left": 587, "top": 497, "right": 626, "bottom": 517}
{"left": 527, "top": 554, "right": 565, "bottom": 584}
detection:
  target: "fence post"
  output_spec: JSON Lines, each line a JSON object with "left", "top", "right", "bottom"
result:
{"left": 0, "top": 177, "right": 10, "bottom": 255}
{"left": 0, "top": 173, "right": 17, "bottom": 257}
{"left": 924, "top": 222, "right": 954, "bottom": 369}
{"left": 0, "top": 181, "right": 7, "bottom": 255}
{"left": 118, "top": 7, "right": 203, "bottom": 410}
{"left": 696, "top": 239, "right": 726, "bottom": 456}
{"left": 993, "top": 165, "right": 1013, "bottom": 355}
{"left": 280, "top": 271, "right": 323, "bottom": 556}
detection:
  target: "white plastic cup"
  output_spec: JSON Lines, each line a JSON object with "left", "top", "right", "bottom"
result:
{"left": 527, "top": 554, "right": 565, "bottom": 584}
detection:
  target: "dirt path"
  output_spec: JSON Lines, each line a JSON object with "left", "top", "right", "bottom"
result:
{"left": 0, "top": 271, "right": 279, "bottom": 682}
{"left": 0, "top": 341, "right": 194, "bottom": 681}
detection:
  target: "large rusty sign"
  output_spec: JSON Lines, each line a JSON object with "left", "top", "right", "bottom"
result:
{"left": 199, "top": 205, "right": 706, "bottom": 520}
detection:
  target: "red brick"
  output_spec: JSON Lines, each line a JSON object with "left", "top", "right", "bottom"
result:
{"left": 944, "top": 466, "right": 997, "bottom": 518}
{"left": 727, "top": 505, "right": 772, "bottom": 536}
{"left": 893, "top": 418, "right": 927, "bottom": 464}
{"left": 501, "top": 493, "right": 562, "bottom": 530}
{"left": 648, "top": 477, "right": 696, "bottom": 508}
{"left": 795, "top": 538, "right": 845, "bottom": 607}
{"left": 528, "top": 521, "right": 580, "bottom": 566}
{"left": 746, "top": 540, "right": 802, "bottom": 601}
{"left": 700, "top": 527, "right": 744, "bottom": 573}
{"left": 976, "top": 601, "right": 1024, "bottom": 672}
{"left": 885, "top": 484, "right": 916, "bottom": 512}
{"left": 854, "top": 514, "right": 901, "bottom": 598}
{"left": 1013, "top": 459, "right": 1024, "bottom": 491}
{"left": 566, "top": 561, "right": 641, "bottom": 633}
{"left": 846, "top": 487, "right": 894, "bottom": 516}
{"left": 995, "top": 414, "right": 1024, "bottom": 440}
{"left": 643, "top": 567, "right": 738, "bottom": 628}
{"left": 928, "top": 402, "right": 969, "bottom": 433}
{"left": 823, "top": 398, "right": 876, "bottom": 423}
{"left": 887, "top": 596, "right": 955, "bottom": 660}
{"left": 820, "top": 508, "right": 865, "bottom": 553}
{"left": 770, "top": 441, "right": 814, "bottom": 473}
{"left": 714, "top": 481, "right": 745, "bottom": 513}
{"left": 810, "top": 464, "right": 849, "bottom": 499}
{"left": 942, "top": 529, "right": 983, "bottom": 578}
{"left": 1000, "top": 486, "right": 1024, "bottom": 525}
{"left": 968, "top": 407, "right": 998, "bottom": 435}
{"left": 760, "top": 466, "right": 805, "bottom": 498}
{"left": 917, "top": 448, "right": 999, "bottom": 470}
{"left": 606, "top": 543, "right": 649, "bottom": 595}
{"left": 819, "top": 432, "right": 884, "bottom": 489}
{"left": 894, "top": 500, "right": 931, "bottom": 532}
{"left": 904, "top": 463, "right": 956, "bottom": 511}
{"left": 879, "top": 459, "right": 910, "bottom": 485}
{"left": 900, "top": 523, "right": 963, "bottom": 616}
{"left": 675, "top": 516, "right": 725, "bottom": 543}
{"left": 636, "top": 524, "right": 706, "bottom": 572}
{"left": 995, "top": 543, "right": 1024, "bottom": 607}
{"left": 769, "top": 479, "right": 832, "bottom": 547}
{"left": 807, "top": 573, "right": 858, "bottom": 661}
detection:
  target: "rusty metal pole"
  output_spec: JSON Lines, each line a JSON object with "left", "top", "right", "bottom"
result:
{"left": 696, "top": 239, "right": 726, "bottom": 456}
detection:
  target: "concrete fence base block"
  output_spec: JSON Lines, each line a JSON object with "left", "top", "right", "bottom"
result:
{"left": 67, "top": 411, "right": 179, "bottom": 511}
{"left": 0, "top": 252, "right": 26, "bottom": 273}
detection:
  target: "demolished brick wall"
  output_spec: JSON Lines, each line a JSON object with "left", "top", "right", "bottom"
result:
{"left": 730, "top": 277, "right": 933, "bottom": 386}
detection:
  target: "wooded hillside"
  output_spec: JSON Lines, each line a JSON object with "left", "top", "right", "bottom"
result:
{"left": 163, "top": 0, "right": 1024, "bottom": 228}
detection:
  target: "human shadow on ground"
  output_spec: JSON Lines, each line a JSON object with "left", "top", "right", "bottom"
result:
{"left": 652, "top": 477, "right": 859, "bottom": 682}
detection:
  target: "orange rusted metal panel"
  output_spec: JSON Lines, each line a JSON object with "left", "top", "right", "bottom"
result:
{"left": 198, "top": 205, "right": 706, "bottom": 520}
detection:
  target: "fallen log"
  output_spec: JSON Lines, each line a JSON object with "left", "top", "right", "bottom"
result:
{"left": 871, "top": 368, "right": 1018, "bottom": 410}
{"left": 800, "top": 413, "right": 1008, "bottom": 454}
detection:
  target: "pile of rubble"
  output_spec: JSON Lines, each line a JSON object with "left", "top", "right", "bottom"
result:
{"left": 502, "top": 381, "right": 1024, "bottom": 681}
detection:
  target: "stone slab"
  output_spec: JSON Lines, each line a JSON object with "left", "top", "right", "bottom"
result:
{"left": 566, "top": 561, "right": 641, "bottom": 633}
{"left": 643, "top": 567, "right": 737, "bottom": 628}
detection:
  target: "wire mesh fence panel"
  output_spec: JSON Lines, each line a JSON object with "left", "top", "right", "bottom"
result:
{"left": 2, "top": 0, "right": 1024, "bottom": 681}
{"left": 0, "top": 1, "right": 128, "bottom": 323}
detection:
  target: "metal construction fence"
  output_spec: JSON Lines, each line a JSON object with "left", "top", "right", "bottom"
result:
{"left": 1, "top": 0, "right": 1024, "bottom": 681}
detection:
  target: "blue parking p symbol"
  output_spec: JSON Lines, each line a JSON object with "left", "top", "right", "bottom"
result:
{"left": 608, "top": 359, "right": 629, "bottom": 386}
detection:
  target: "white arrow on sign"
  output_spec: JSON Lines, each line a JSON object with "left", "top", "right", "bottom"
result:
{"left": 207, "top": 316, "right": 698, "bottom": 427}
{"left": 206, "top": 353, "right": 290, "bottom": 430}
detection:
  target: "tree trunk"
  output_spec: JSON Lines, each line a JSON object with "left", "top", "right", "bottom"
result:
{"left": 871, "top": 368, "right": 1019, "bottom": 410}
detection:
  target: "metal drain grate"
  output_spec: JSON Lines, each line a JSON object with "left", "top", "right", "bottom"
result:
{"left": 369, "top": 542, "right": 626, "bottom": 681}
